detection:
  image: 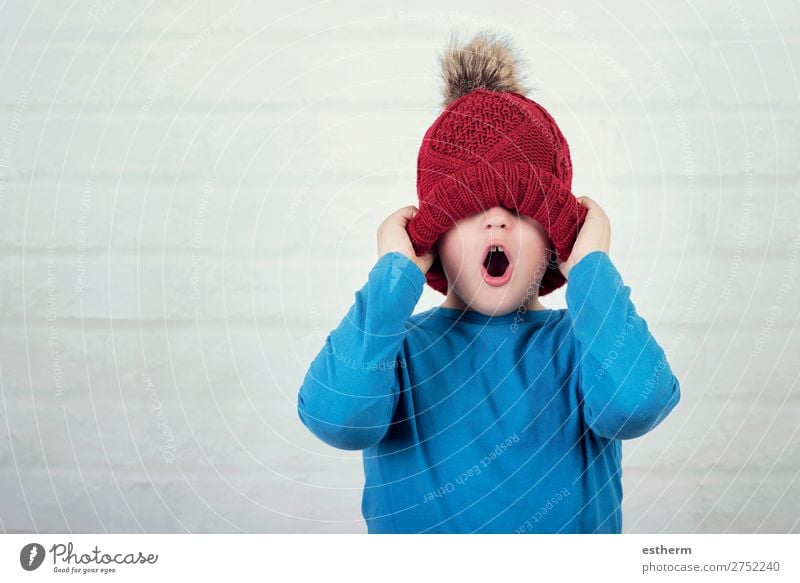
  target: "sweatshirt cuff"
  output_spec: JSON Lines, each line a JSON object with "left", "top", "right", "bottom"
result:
{"left": 565, "top": 250, "right": 623, "bottom": 316}
{"left": 365, "top": 252, "right": 426, "bottom": 322}
{"left": 372, "top": 251, "right": 427, "bottom": 290}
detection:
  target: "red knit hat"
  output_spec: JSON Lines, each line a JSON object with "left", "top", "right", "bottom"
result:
{"left": 407, "top": 32, "right": 588, "bottom": 297}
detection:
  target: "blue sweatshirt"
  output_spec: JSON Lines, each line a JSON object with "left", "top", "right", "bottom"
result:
{"left": 297, "top": 250, "right": 680, "bottom": 533}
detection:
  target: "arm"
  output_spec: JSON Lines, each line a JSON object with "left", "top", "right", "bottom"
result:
{"left": 297, "top": 251, "right": 426, "bottom": 450}
{"left": 566, "top": 250, "right": 681, "bottom": 440}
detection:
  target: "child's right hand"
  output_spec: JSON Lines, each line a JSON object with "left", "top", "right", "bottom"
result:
{"left": 377, "top": 205, "right": 437, "bottom": 275}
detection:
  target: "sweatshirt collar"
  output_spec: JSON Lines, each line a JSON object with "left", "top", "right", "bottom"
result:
{"left": 426, "top": 305, "right": 565, "bottom": 326}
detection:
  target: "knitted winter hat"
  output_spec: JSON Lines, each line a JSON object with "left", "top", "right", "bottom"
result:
{"left": 407, "top": 31, "right": 588, "bottom": 297}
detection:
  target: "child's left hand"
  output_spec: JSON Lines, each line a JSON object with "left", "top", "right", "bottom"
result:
{"left": 557, "top": 196, "right": 611, "bottom": 280}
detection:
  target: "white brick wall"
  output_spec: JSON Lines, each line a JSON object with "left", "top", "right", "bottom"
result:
{"left": 0, "top": 0, "right": 798, "bottom": 533}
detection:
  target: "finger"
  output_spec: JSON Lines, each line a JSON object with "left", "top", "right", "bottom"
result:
{"left": 397, "top": 205, "right": 420, "bottom": 223}
{"left": 387, "top": 206, "right": 416, "bottom": 228}
{"left": 583, "top": 197, "right": 608, "bottom": 219}
{"left": 579, "top": 198, "right": 608, "bottom": 225}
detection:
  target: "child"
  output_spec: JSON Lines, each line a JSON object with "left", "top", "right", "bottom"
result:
{"left": 297, "top": 31, "right": 680, "bottom": 534}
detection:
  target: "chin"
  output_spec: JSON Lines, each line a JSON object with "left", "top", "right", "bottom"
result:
{"left": 456, "top": 280, "right": 534, "bottom": 317}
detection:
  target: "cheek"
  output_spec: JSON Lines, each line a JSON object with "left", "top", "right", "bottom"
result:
{"left": 438, "top": 230, "right": 471, "bottom": 275}
{"left": 520, "top": 223, "right": 550, "bottom": 254}
{"left": 516, "top": 228, "right": 551, "bottom": 271}
{"left": 438, "top": 238, "right": 460, "bottom": 272}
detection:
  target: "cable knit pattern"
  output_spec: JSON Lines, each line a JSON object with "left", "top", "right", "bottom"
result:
{"left": 407, "top": 88, "right": 587, "bottom": 297}
{"left": 429, "top": 94, "right": 527, "bottom": 160}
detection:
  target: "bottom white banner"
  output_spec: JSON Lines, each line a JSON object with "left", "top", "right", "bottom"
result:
{"left": 1, "top": 534, "right": 796, "bottom": 582}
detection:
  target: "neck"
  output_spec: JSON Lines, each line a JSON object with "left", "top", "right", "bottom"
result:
{"left": 440, "top": 291, "right": 547, "bottom": 312}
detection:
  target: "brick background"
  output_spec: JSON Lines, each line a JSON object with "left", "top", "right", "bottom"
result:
{"left": 0, "top": 0, "right": 798, "bottom": 533}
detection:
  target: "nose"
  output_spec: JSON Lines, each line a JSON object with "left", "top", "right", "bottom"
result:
{"left": 482, "top": 206, "right": 513, "bottom": 230}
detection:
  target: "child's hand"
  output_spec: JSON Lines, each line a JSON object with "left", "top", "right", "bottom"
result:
{"left": 377, "top": 205, "right": 437, "bottom": 275}
{"left": 557, "top": 196, "right": 611, "bottom": 279}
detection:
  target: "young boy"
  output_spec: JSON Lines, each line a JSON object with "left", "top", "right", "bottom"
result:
{"left": 297, "top": 32, "right": 680, "bottom": 534}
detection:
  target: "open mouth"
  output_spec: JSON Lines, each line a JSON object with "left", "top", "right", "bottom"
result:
{"left": 481, "top": 244, "right": 513, "bottom": 286}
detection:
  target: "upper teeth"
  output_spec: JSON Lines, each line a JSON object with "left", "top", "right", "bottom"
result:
{"left": 490, "top": 246, "right": 503, "bottom": 253}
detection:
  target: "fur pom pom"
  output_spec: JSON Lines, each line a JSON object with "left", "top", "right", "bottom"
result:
{"left": 439, "top": 30, "right": 529, "bottom": 107}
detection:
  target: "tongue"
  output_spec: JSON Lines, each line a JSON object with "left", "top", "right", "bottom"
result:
{"left": 484, "top": 251, "right": 509, "bottom": 277}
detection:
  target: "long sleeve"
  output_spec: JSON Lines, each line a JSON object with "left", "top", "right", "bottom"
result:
{"left": 297, "top": 251, "right": 426, "bottom": 450}
{"left": 566, "top": 250, "right": 681, "bottom": 440}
